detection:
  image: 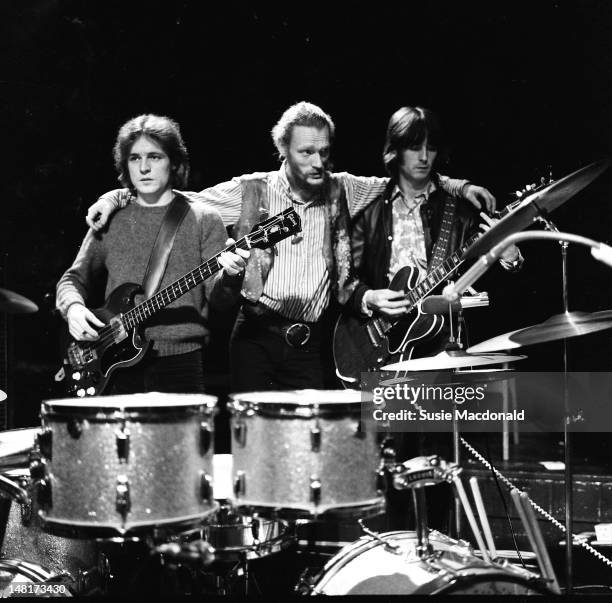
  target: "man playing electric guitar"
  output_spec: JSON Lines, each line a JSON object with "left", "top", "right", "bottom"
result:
{"left": 56, "top": 114, "right": 249, "bottom": 395}
{"left": 338, "top": 106, "right": 523, "bottom": 379}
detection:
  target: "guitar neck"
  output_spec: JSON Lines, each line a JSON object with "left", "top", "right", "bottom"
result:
{"left": 123, "top": 238, "right": 251, "bottom": 329}
{"left": 376, "top": 199, "right": 518, "bottom": 333}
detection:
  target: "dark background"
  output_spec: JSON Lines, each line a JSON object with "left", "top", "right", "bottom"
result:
{"left": 2, "top": 1, "right": 612, "bottom": 437}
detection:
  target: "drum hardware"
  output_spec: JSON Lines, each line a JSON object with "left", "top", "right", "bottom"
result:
{"left": 199, "top": 422, "right": 212, "bottom": 455}
{"left": 199, "top": 472, "right": 213, "bottom": 504}
{"left": 309, "top": 478, "right": 321, "bottom": 506}
{"left": 310, "top": 422, "right": 321, "bottom": 452}
{"left": 36, "top": 428, "right": 52, "bottom": 460}
{"left": 234, "top": 421, "right": 247, "bottom": 447}
{"left": 115, "top": 424, "right": 130, "bottom": 462}
{"left": 115, "top": 475, "right": 130, "bottom": 517}
{"left": 234, "top": 471, "right": 246, "bottom": 498}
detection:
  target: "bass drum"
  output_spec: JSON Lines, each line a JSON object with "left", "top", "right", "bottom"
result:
{"left": 307, "top": 531, "right": 552, "bottom": 595}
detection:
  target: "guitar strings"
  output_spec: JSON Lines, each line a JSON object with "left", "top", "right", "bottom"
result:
{"left": 74, "top": 213, "right": 292, "bottom": 354}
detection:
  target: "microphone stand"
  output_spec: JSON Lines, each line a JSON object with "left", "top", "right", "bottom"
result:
{"left": 534, "top": 212, "right": 573, "bottom": 594}
{"left": 445, "top": 227, "right": 612, "bottom": 595}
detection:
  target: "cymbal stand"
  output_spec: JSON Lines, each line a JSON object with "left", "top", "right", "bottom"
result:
{"left": 533, "top": 210, "right": 574, "bottom": 593}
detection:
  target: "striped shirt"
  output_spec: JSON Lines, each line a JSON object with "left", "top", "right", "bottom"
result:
{"left": 113, "top": 166, "right": 468, "bottom": 321}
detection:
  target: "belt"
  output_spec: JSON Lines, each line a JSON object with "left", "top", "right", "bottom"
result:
{"left": 241, "top": 303, "right": 319, "bottom": 349}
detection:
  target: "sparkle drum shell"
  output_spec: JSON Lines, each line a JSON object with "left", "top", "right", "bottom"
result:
{"left": 0, "top": 469, "right": 99, "bottom": 586}
{"left": 38, "top": 393, "right": 217, "bottom": 537}
{"left": 228, "top": 390, "right": 383, "bottom": 517}
{"left": 309, "top": 531, "right": 551, "bottom": 595}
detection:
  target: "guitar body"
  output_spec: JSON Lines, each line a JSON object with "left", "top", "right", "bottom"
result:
{"left": 333, "top": 266, "right": 445, "bottom": 385}
{"left": 61, "top": 283, "right": 150, "bottom": 397}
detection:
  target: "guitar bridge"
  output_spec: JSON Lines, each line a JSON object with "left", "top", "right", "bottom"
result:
{"left": 67, "top": 342, "right": 97, "bottom": 367}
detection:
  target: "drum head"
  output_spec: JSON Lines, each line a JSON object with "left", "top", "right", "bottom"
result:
{"left": 229, "top": 389, "right": 366, "bottom": 416}
{"left": 42, "top": 392, "right": 217, "bottom": 417}
{"left": 0, "top": 428, "right": 38, "bottom": 469}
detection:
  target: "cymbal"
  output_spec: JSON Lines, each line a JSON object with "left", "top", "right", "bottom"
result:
{"left": 0, "top": 289, "right": 38, "bottom": 314}
{"left": 382, "top": 350, "right": 526, "bottom": 372}
{"left": 468, "top": 310, "right": 612, "bottom": 353}
{"left": 465, "top": 158, "right": 611, "bottom": 259}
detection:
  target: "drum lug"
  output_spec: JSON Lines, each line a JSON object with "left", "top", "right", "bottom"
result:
{"left": 234, "top": 421, "right": 247, "bottom": 448}
{"left": 115, "top": 425, "right": 131, "bottom": 463}
{"left": 67, "top": 418, "right": 83, "bottom": 439}
{"left": 380, "top": 436, "right": 397, "bottom": 466}
{"left": 115, "top": 475, "right": 131, "bottom": 517}
{"left": 19, "top": 499, "right": 33, "bottom": 525}
{"left": 376, "top": 469, "right": 387, "bottom": 494}
{"left": 310, "top": 476, "right": 321, "bottom": 506}
{"left": 354, "top": 419, "right": 366, "bottom": 439}
{"left": 310, "top": 422, "right": 321, "bottom": 452}
{"left": 37, "top": 428, "right": 53, "bottom": 461}
{"left": 234, "top": 471, "right": 246, "bottom": 497}
{"left": 199, "top": 422, "right": 212, "bottom": 455}
{"left": 37, "top": 478, "right": 52, "bottom": 510}
{"left": 199, "top": 471, "right": 213, "bottom": 503}
{"left": 29, "top": 458, "right": 48, "bottom": 481}
{"left": 250, "top": 515, "right": 261, "bottom": 542}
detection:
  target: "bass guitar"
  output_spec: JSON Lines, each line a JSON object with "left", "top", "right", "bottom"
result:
{"left": 59, "top": 208, "right": 301, "bottom": 397}
{"left": 333, "top": 183, "right": 547, "bottom": 384}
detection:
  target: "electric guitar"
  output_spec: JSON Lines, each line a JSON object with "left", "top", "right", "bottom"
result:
{"left": 333, "top": 182, "right": 548, "bottom": 385}
{"left": 59, "top": 208, "right": 301, "bottom": 397}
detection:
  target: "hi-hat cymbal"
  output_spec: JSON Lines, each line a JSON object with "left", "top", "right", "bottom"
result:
{"left": 382, "top": 350, "right": 526, "bottom": 372}
{"left": 0, "top": 289, "right": 38, "bottom": 314}
{"left": 468, "top": 310, "right": 612, "bottom": 354}
{"left": 465, "top": 158, "right": 611, "bottom": 259}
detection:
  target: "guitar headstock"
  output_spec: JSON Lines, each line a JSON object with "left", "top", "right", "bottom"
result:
{"left": 246, "top": 208, "right": 302, "bottom": 250}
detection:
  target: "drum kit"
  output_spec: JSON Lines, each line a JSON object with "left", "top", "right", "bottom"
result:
{"left": 0, "top": 159, "right": 608, "bottom": 596}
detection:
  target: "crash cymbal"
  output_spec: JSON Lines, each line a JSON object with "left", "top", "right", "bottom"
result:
{"left": 378, "top": 368, "right": 515, "bottom": 387}
{"left": 468, "top": 310, "right": 612, "bottom": 353}
{"left": 465, "top": 158, "right": 611, "bottom": 259}
{"left": 0, "top": 288, "right": 38, "bottom": 314}
{"left": 382, "top": 350, "right": 526, "bottom": 372}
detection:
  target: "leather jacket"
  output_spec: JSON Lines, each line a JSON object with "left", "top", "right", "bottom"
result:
{"left": 350, "top": 180, "right": 478, "bottom": 314}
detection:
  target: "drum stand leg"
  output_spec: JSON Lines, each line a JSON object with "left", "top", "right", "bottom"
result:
{"left": 451, "top": 402, "right": 462, "bottom": 539}
{"left": 412, "top": 487, "right": 431, "bottom": 557}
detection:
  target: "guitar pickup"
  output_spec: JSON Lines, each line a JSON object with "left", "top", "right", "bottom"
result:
{"left": 109, "top": 316, "right": 128, "bottom": 344}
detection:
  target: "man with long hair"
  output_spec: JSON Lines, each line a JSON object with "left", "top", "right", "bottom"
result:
{"left": 56, "top": 114, "right": 248, "bottom": 394}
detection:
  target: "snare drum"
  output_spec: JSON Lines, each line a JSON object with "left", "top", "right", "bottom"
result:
{"left": 305, "top": 531, "right": 551, "bottom": 595}
{"left": 0, "top": 469, "right": 100, "bottom": 591}
{"left": 37, "top": 393, "right": 217, "bottom": 537}
{"left": 228, "top": 390, "right": 383, "bottom": 517}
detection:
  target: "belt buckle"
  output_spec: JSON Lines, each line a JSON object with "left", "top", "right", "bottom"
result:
{"left": 285, "top": 323, "right": 311, "bottom": 348}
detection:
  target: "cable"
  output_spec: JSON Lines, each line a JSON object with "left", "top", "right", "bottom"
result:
{"left": 461, "top": 436, "right": 612, "bottom": 570}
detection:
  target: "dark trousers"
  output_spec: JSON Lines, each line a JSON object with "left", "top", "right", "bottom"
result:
{"left": 229, "top": 304, "right": 338, "bottom": 393}
{"left": 107, "top": 348, "right": 206, "bottom": 395}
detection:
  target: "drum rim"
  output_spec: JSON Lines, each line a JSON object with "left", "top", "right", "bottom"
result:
{"left": 41, "top": 404, "right": 217, "bottom": 421}
{"left": 227, "top": 399, "right": 365, "bottom": 418}
{"left": 42, "top": 393, "right": 218, "bottom": 411}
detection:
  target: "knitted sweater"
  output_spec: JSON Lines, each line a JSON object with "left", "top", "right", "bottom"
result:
{"left": 56, "top": 197, "right": 230, "bottom": 357}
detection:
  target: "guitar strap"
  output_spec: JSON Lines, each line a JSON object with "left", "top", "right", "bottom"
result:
{"left": 427, "top": 196, "right": 457, "bottom": 270}
{"left": 141, "top": 195, "right": 190, "bottom": 298}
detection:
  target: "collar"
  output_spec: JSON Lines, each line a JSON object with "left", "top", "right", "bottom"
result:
{"left": 390, "top": 179, "right": 437, "bottom": 207}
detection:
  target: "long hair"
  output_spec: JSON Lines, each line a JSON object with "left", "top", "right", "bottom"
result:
{"left": 271, "top": 101, "right": 335, "bottom": 159}
{"left": 382, "top": 106, "right": 448, "bottom": 179}
{"left": 113, "top": 114, "right": 190, "bottom": 191}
